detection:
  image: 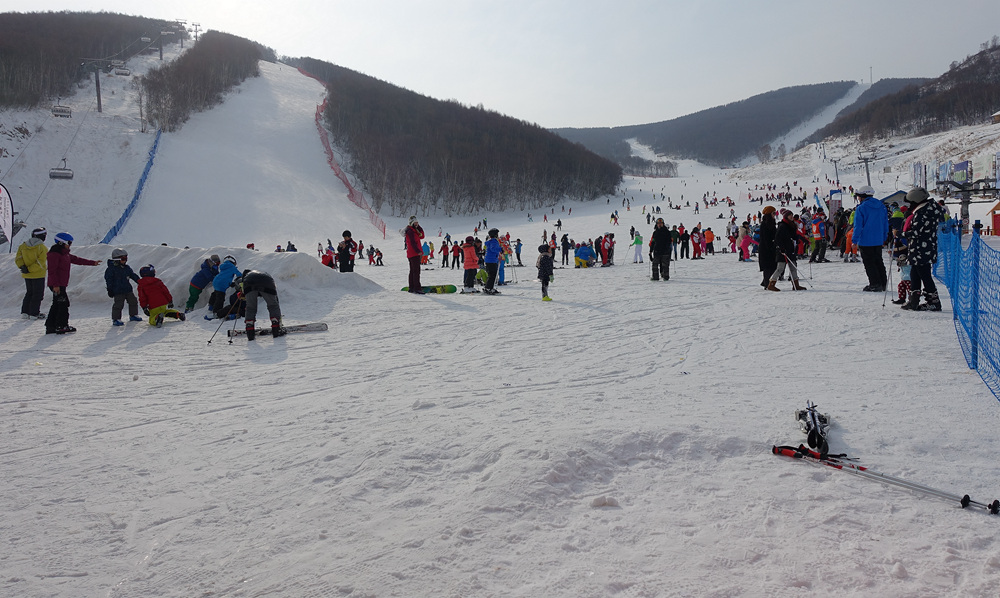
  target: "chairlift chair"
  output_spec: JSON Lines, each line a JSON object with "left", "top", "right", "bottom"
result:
{"left": 51, "top": 105, "right": 72, "bottom": 118}
{"left": 114, "top": 68, "right": 131, "bottom": 76}
{"left": 49, "top": 159, "right": 74, "bottom": 180}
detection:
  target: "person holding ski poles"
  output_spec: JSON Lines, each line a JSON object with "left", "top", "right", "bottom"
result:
{"left": 766, "top": 209, "right": 807, "bottom": 291}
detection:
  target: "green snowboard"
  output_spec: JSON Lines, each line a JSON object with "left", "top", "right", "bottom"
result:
{"left": 401, "top": 285, "right": 458, "bottom": 294}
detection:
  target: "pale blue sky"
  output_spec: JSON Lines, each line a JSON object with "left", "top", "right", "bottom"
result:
{"left": 5, "top": 0, "right": 998, "bottom": 127}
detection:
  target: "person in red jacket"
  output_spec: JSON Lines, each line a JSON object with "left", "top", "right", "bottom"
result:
{"left": 45, "top": 232, "right": 100, "bottom": 335}
{"left": 403, "top": 216, "right": 425, "bottom": 293}
{"left": 137, "top": 265, "right": 186, "bottom": 327}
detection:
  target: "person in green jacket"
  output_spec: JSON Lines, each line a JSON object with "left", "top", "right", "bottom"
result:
{"left": 14, "top": 227, "right": 48, "bottom": 319}
{"left": 631, "top": 231, "right": 644, "bottom": 263}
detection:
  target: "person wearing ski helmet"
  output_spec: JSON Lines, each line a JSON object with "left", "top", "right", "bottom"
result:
{"left": 104, "top": 247, "right": 143, "bottom": 326}
{"left": 44, "top": 232, "right": 100, "bottom": 334}
{"left": 852, "top": 185, "right": 889, "bottom": 292}
{"left": 207, "top": 255, "right": 242, "bottom": 320}
{"left": 900, "top": 187, "right": 946, "bottom": 311}
{"left": 137, "top": 264, "right": 186, "bottom": 327}
{"left": 237, "top": 269, "right": 283, "bottom": 340}
{"left": 15, "top": 227, "right": 49, "bottom": 320}
{"left": 337, "top": 230, "right": 358, "bottom": 273}
{"left": 185, "top": 254, "right": 221, "bottom": 312}
{"left": 483, "top": 228, "right": 502, "bottom": 294}
{"left": 649, "top": 218, "right": 671, "bottom": 280}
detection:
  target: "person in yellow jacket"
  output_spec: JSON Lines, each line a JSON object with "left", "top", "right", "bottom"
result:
{"left": 14, "top": 227, "right": 48, "bottom": 319}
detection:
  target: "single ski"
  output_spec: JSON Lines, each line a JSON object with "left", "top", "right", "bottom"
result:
{"left": 401, "top": 285, "right": 458, "bottom": 294}
{"left": 228, "top": 322, "right": 328, "bottom": 337}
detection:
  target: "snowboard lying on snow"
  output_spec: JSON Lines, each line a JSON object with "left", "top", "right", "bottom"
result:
{"left": 401, "top": 285, "right": 458, "bottom": 294}
{"left": 228, "top": 322, "right": 329, "bottom": 337}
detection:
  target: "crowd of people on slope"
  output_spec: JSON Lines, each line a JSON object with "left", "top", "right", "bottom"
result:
{"left": 15, "top": 231, "right": 287, "bottom": 339}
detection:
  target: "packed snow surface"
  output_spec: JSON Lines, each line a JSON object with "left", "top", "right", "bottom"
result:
{"left": 2, "top": 53, "right": 1000, "bottom": 598}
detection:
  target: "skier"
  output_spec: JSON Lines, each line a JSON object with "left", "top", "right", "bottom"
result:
{"left": 649, "top": 218, "right": 671, "bottom": 280}
{"left": 536, "top": 244, "right": 553, "bottom": 301}
{"left": 767, "top": 210, "right": 807, "bottom": 291}
{"left": 852, "top": 185, "right": 889, "bottom": 292}
{"left": 631, "top": 231, "right": 644, "bottom": 263}
{"left": 104, "top": 248, "right": 143, "bottom": 326}
{"left": 900, "top": 187, "right": 945, "bottom": 311}
{"left": 206, "top": 255, "right": 242, "bottom": 320}
{"left": 483, "top": 228, "right": 502, "bottom": 294}
{"left": 15, "top": 227, "right": 48, "bottom": 320}
{"left": 44, "top": 232, "right": 100, "bottom": 334}
{"left": 239, "top": 269, "right": 284, "bottom": 339}
{"left": 137, "top": 264, "right": 186, "bottom": 327}
{"left": 337, "top": 230, "right": 358, "bottom": 272}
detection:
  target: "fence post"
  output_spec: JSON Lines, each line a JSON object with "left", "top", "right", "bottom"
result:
{"left": 970, "top": 235, "right": 980, "bottom": 369}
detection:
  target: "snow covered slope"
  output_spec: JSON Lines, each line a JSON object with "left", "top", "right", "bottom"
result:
{"left": 3, "top": 46, "right": 1000, "bottom": 598}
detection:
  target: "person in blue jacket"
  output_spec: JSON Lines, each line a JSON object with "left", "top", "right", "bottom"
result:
{"left": 206, "top": 255, "right": 242, "bottom": 320}
{"left": 483, "top": 228, "right": 502, "bottom": 294}
{"left": 185, "top": 254, "right": 221, "bottom": 312}
{"left": 852, "top": 185, "right": 889, "bottom": 292}
{"left": 574, "top": 242, "right": 595, "bottom": 268}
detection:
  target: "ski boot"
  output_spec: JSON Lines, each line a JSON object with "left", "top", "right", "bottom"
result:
{"left": 129, "top": 315, "right": 143, "bottom": 322}
{"left": 900, "top": 291, "right": 921, "bottom": 310}
{"left": 271, "top": 317, "right": 286, "bottom": 337}
{"left": 245, "top": 319, "right": 256, "bottom": 341}
{"left": 918, "top": 292, "right": 942, "bottom": 312}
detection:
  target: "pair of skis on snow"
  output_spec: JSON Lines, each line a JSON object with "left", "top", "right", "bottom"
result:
{"left": 775, "top": 401, "right": 999, "bottom": 515}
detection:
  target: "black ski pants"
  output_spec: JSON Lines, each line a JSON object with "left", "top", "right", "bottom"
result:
{"left": 651, "top": 253, "right": 670, "bottom": 280}
{"left": 859, "top": 245, "right": 887, "bottom": 289}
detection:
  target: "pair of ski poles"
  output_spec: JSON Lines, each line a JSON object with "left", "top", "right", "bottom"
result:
{"left": 773, "top": 444, "right": 1000, "bottom": 515}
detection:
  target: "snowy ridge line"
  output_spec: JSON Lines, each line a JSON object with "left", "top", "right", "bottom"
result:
{"left": 100, "top": 129, "right": 161, "bottom": 244}
{"left": 299, "top": 67, "right": 387, "bottom": 239}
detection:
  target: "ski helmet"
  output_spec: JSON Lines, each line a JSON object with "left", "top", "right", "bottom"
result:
{"left": 111, "top": 247, "right": 128, "bottom": 259}
{"left": 855, "top": 185, "right": 876, "bottom": 198}
{"left": 31, "top": 227, "right": 47, "bottom": 240}
{"left": 210, "top": 254, "right": 222, "bottom": 265}
{"left": 224, "top": 255, "right": 237, "bottom": 265}
{"left": 54, "top": 232, "right": 73, "bottom": 245}
{"left": 139, "top": 264, "right": 155, "bottom": 278}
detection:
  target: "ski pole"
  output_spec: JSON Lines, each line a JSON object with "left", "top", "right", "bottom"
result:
{"left": 882, "top": 247, "right": 892, "bottom": 308}
{"left": 207, "top": 297, "right": 238, "bottom": 345}
{"left": 773, "top": 445, "right": 1000, "bottom": 514}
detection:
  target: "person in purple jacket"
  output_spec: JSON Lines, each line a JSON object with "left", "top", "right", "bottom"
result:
{"left": 45, "top": 232, "right": 100, "bottom": 334}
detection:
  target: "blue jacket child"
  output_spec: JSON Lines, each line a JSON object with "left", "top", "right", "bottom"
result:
{"left": 207, "top": 256, "right": 243, "bottom": 319}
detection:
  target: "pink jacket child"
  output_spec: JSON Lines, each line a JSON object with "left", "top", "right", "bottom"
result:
{"left": 45, "top": 232, "right": 100, "bottom": 334}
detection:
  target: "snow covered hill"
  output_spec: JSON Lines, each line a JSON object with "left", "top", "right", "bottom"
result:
{"left": 3, "top": 48, "right": 1000, "bottom": 597}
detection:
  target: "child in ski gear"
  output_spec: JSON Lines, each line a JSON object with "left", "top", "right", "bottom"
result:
{"left": 239, "top": 270, "right": 283, "bottom": 340}
{"left": 483, "top": 228, "right": 502, "bottom": 294}
{"left": 403, "top": 216, "right": 425, "bottom": 293}
{"left": 536, "top": 244, "right": 553, "bottom": 301}
{"left": 890, "top": 229, "right": 910, "bottom": 304}
{"left": 15, "top": 227, "right": 48, "bottom": 319}
{"left": 461, "top": 236, "right": 479, "bottom": 293}
{"left": 337, "top": 231, "right": 358, "bottom": 272}
{"left": 574, "top": 243, "right": 595, "bottom": 268}
{"left": 185, "top": 254, "right": 221, "bottom": 312}
{"left": 45, "top": 232, "right": 100, "bottom": 334}
{"left": 138, "top": 265, "right": 185, "bottom": 327}
{"left": 105, "top": 247, "right": 142, "bottom": 326}
{"left": 207, "top": 255, "right": 242, "bottom": 319}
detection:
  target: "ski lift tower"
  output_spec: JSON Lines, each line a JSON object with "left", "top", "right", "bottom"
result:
{"left": 858, "top": 150, "right": 877, "bottom": 186}
{"left": 159, "top": 30, "right": 174, "bottom": 60}
{"left": 79, "top": 59, "right": 106, "bottom": 112}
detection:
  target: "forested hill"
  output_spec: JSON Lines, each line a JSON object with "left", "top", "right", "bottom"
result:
{"left": 809, "top": 41, "right": 1000, "bottom": 141}
{"left": 554, "top": 81, "right": 857, "bottom": 167}
{"left": 291, "top": 57, "right": 622, "bottom": 217}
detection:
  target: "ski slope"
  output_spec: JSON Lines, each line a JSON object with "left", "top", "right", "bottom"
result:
{"left": 2, "top": 55, "right": 1000, "bottom": 597}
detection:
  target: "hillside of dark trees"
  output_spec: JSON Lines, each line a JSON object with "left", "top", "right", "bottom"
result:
{"left": 808, "top": 39, "right": 1000, "bottom": 141}
{"left": 0, "top": 11, "right": 178, "bottom": 106}
{"left": 555, "top": 81, "right": 856, "bottom": 167}
{"left": 290, "top": 57, "right": 622, "bottom": 217}
{"left": 143, "top": 31, "right": 272, "bottom": 132}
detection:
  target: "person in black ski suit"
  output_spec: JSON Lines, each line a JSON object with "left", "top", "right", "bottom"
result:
{"left": 757, "top": 206, "right": 777, "bottom": 288}
{"left": 767, "top": 209, "right": 807, "bottom": 291}
{"left": 239, "top": 270, "right": 284, "bottom": 340}
{"left": 649, "top": 217, "right": 672, "bottom": 281}
{"left": 900, "top": 188, "right": 945, "bottom": 311}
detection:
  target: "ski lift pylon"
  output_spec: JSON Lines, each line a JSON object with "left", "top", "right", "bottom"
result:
{"left": 49, "top": 159, "right": 74, "bottom": 180}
